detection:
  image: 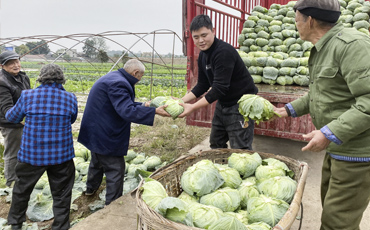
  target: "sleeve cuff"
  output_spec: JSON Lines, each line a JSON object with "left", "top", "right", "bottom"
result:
{"left": 320, "top": 125, "right": 343, "bottom": 145}
{"left": 285, "top": 103, "right": 298, "bottom": 117}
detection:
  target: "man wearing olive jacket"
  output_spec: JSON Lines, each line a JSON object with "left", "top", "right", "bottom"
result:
{"left": 0, "top": 51, "right": 30, "bottom": 187}
{"left": 273, "top": 0, "right": 370, "bottom": 229}
{"left": 78, "top": 59, "right": 170, "bottom": 205}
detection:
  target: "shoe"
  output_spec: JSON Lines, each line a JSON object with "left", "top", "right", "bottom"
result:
{"left": 84, "top": 188, "right": 97, "bottom": 196}
{"left": 11, "top": 223, "right": 23, "bottom": 230}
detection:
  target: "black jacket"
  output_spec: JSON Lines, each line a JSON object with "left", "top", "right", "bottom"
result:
{"left": 192, "top": 37, "right": 258, "bottom": 107}
{"left": 0, "top": 69, "right": 30, "bottom": 128}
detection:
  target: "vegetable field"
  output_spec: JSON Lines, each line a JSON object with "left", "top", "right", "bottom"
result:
{"left": 21, "top": 61, "right": 187, "bottom": 99}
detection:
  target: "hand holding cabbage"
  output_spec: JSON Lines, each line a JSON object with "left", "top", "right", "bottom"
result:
{"left": 238, "top": 94, "right": 280, "bottom": 127}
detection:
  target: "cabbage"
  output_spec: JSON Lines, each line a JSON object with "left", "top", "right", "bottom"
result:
{"left": 263, "top": 67, "right": 279, "bottom": 80}
{"left": 127, "top": 163, "right": 147, "bottom": 177}
{"left": 280, "top": 58, "right": 299, "bottom": 68}
{"left": 73, "top": 157, "right": 86, "bottom": 166}
{"left": 276, "top": 76, "right": 287, "bottom": 86}
{"left": 224, "top": 210, "right": 249, "bottom": 225}
{"left": 279, "top": 67, "right": 296, "bottom": 76}
{"left": 130, "top": 154, "right": 146, "bottom": 164}
{"left": 258, "top": 176, "right": 297, "bottom": 203}
{"left": 124, "top": 149, "right": 137, "bottom": 162}
{"left": 262, "top": 158, "right": 294, "bottom": 177}
{"left": 255, "top": 165, "right": 286, "bottom": 181}
{"left": 214, "top": 164, "right": 242, "bottom": 189}
{"left": 247, "top": 194, "right": 289, "bottom": 226}
{"left": 238, "top": 94, "right": 280, "bottom": 126}
{"left": 238, "top": 178, "right": 260, "bottom": 209}
{"left": 293, "top": 75, "right": 310, "bottom": 86}
{"left": 180, "top": 160, "right": 224, "bottom": 196}
{"left": 245, "top": 221, "right": 272, "bottom": 230}
{"left": 178, "top": 191, "right": 199, "bottom": 204}
{"left": 251, "top": 75, "right": 262, "bottom": 84}
{"left": 76, "top": 162, "right": 90, "bottom": 176}
{"left": 143, "top": 156, "right": 162, "bottom": 170}
{"left": 208, "top": 216, "right": 247, "bottom": 230}
{"left": 188, "top": 203, "right": 225, "bottom": 229}
{"left": 164, "top": 98, "right": 184, "bottom": 119}
{"left": 228, "top": 152, "right": 262, "bottom": 178}
{"left": 149, "top": 96, "right": 168, "bottom": 108}
{"left": 155, "top": 197, "right": 194, "bottom": 226}
{"left": 200, "top": 187, "right": 241, "bottom": 212}
{"left": 141, "top": 178, "right": 168, "bottom": 209}
{"left": 26, "top": 193, "right": 54, "bottom": 222}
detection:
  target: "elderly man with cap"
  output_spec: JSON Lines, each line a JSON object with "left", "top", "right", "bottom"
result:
{"left": 5, "top": 64, "right": 77, "bottom": 230}
{"left": 0, "top": 51, "right": 30, "bottom": 188}
{"left": 273, "top": 0, "right": 370, "bottom": 229}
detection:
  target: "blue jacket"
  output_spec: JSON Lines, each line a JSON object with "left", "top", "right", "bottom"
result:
{"left": 78, "top": 68, "right": 156, "bottom": 156}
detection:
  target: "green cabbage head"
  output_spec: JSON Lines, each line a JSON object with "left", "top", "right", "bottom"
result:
{"left": 141, "top": 178, "right": 168, "bottom": 210}
{"left": 180, "top": 160, "right": 224, "bottom": 196}
{"left": 245, "top": 221, "right": 271, "bottom": 230}
{"left": 208, "top": 216, "right": 247, "bottom": 230}
{"left": 247, "top": 194, "right": 289, "bottom": 226}
{"left": 143, "top": 156, "right": 162, "bottom": 170}
{"left": 188, "top": 203, "right": 225, "bottom": 229}
{"left": 200, "top": 187, "right": 241, "bottom": 212}
{"left": 258, "top": 176, "right": 297, "bottom": 203}
{"left": 155, "top": 197, "right": 194, "bottom": 226}
{"left": 164, "top": 98, "right": 184, "bottom": 119}
{"left": 214, "top": 164, "right": 242, "bottom": 189}
{"left": 228, "top": 152, "right": 262, "bottom": 178}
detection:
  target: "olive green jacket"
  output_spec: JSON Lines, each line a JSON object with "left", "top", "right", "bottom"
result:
{"left": 290, "top": 23, "right": 370, "bottom": 157}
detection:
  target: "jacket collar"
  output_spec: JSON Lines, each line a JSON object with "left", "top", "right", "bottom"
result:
{"left": 37, "top": 82, "right": 65, "bottom": 90}
{"left": 314, "top": 23, "right": 343, "bottom": 53}
{"left": 118, "top": 68, "right": 139, "bottom": 87}
{"left": 203, "top": 36, "right": 219, "bottom": 55}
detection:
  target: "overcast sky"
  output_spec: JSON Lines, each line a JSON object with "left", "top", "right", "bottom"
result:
{"left": 0, "top": 0, "right": 184, "bottom": 54}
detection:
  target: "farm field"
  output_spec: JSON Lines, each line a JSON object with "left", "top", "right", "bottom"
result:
{"left": 0, "top": 59, "right": 212, "bottom": 230}
{"left": 21, "top": 60, "right": 188, "bottom": 99}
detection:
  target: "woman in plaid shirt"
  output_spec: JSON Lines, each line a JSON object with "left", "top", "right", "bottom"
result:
{"left": 5, "top": 64, "right": 78, "bottom": 230}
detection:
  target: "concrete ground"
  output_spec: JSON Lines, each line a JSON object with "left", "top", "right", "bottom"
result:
{"left": 72, "top": 135, "right": 370, "bottom": 230}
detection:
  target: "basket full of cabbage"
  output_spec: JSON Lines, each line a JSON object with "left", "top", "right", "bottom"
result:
{"left": 135, "top": 148, "right": 308, "bottom": 230}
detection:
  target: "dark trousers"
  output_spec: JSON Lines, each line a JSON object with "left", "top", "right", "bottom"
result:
{"left": 320, "top": 154, "right": 370, "bottom": 230}
{"left": 86, "top": 152, "right": 125, "bottom": 205}
{"left": 8, "top": 160, "right": 75, "bottom": 230}
{"left": 210, "top": 102, "right": 254, "bottom": 150}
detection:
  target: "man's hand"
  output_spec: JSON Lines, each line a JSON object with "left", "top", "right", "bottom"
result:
{"left": 302, "top": 130, "right": 331, "bottom": 152}
{"left": 177, "top": 103, "right": 194, "bottom": 118}
{"left": 268, "top": 106, "right": 288, "bottom": 121}
{"left": 155, "top": 105, "right": 171, "bottom": 117}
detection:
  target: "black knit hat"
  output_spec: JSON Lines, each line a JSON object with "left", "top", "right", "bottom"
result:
{"left": 0, "top": 51, "right": 20, "bottom": 65}
{"left": 294, "top": 0, "right": 341, "bottom": 23}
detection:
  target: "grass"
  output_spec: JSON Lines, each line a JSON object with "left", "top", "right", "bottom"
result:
{"left": 129, "top": 116, "right": 210, "bottom": 163}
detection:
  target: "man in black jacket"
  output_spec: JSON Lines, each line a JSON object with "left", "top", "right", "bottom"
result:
{"left": 179, "top": 15, "right": 258, "bottom": 149}
{"left": 0, "top": 51, "right": 30, "bottom": 187}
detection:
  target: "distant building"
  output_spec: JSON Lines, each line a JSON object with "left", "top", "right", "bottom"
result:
{"left": 55, "top": 48, "right": 78, "bottom": 58}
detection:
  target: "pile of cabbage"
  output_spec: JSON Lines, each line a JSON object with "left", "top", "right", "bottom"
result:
{"left": 141, "top": 152, "right": 298, "bottom": 230}
{"left": 150, "top": 96, "right": 184, "bottom": 119}
{"left": 238, "top": 0, "right": 370, "bottom": 86}
{"left": 0, "top": 143, "right": 166, "bottom": 225}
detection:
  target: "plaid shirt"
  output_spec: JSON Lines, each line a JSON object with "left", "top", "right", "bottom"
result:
{"left": 5, "top": 83, "right": 78, "bottom": 166}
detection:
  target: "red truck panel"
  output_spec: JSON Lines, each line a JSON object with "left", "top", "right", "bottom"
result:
{"left": 183, "top": 0, "right": 369, "bottom": 142}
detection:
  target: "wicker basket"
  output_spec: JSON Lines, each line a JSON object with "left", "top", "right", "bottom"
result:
{"left": 135, "top": 149, "right": 309, "bottom": 230}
